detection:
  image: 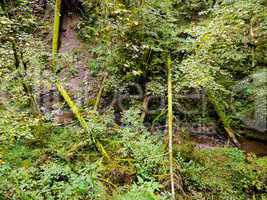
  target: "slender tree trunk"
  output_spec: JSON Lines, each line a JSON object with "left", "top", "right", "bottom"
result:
{"left": 167, "top": 55, "right": 175, "bottom": 199}
{"left": 12, "top": 43, "right": 40, "bottom": 115}
{"left": 250, "top": 19, "right": 255, "bottom": 69}
{"left": 52, "top": 0, "right": 62, "bottom": 70}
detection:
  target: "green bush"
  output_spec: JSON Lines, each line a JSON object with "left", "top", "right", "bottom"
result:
{"left": 0, "top": 161, "right": 106, "bottom": 200}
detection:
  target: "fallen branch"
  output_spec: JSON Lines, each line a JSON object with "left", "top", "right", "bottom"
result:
{"left": 207, "top": 90, "right": 240, "bottom": 147}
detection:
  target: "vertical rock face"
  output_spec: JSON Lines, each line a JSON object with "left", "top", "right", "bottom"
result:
{"left": 32, "top": 0, "right": 82, "bottom": 16}
{"left": 62, "top": 0, "right": 82, "bottom": 15}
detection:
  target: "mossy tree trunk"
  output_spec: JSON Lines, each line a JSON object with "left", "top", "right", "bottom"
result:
{"left": 207, "top": 90, "right": 240, "bottom": 147}
{"left": 52, "top": 0, "right": 110, "bottom": 160}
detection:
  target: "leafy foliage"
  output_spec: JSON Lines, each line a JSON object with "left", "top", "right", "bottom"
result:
{"left": 0, "top": 0, "right": 267, "bottom": 200}
{"left": 120, "top": 108, "right": 166, "bottom": 180}
{"left": 0, "top": 160, "right": 106, "bottom": 200}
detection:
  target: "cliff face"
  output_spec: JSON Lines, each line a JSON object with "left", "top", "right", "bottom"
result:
{"left": 61, "top": 0, "right": 82, "bottom": 15}
{"left": 31, "top": 0, "right": 82, "bottom": 17}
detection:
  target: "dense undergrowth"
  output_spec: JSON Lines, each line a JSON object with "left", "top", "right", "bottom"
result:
{"left": 1, "top": 108, "right": 267, "bottom": 199}
{"left": 0, "top": 0, "right": 267, "bottom": 199}
{"left": 0, "top": 109, "right": 267, "bottom": 199}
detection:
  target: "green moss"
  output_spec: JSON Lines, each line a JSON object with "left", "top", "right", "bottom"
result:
{"left": 176, "top": 147, "right": 267, "bottom": 200}
{"left": 1, "top": 143, "right": 42, "bottom": 167}
{"left": 255, "top": 157, "right": 267, "bottom": 168}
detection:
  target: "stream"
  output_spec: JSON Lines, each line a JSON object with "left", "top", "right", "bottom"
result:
{"left": 191, "top": 134, "right": 267, "bottom": 156}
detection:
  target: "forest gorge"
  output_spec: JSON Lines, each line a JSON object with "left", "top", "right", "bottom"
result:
{"left": 0, "top": 0, "right": 267, "bottom": 199}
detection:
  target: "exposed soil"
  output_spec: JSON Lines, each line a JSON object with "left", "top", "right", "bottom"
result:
{"left": 56, "top": 14, "right": 98, "bottom": 117}
{"left": 59, "top": 14, "right": 82, "bottom": 53}
{"left": 39, "top": 13, "right": 98, "bottom": 123}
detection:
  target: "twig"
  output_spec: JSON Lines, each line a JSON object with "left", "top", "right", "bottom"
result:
{"left": 94, "top": 73, "right": 108, "bottom": 112}
{"left": 207, "top": 90, "right": 240, "bottom": 147}
{"left": 96, "top": 177, "right": 118, "bottom": 191}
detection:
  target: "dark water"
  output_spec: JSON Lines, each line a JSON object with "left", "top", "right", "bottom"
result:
{"left": 239, "top": 137, "right": 267, "bottom": 156}
{"left": 191, "top": 134, "right": 267, "bottom": 156}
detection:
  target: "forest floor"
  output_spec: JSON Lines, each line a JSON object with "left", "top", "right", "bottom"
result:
{"left": 42, "top": 13, "right": 100, "bottom": 125}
